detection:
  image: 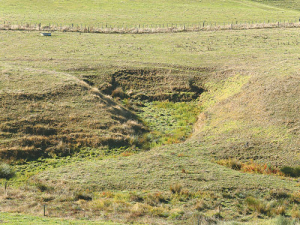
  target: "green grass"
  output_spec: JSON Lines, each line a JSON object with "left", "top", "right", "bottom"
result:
{"left": 1, "top": 28, "right": 299, "bottom": 70}
{"left": 23, "top": 141, "right": 300, "bottom": 223}
{"left": 2, "top": 0, "right": 300, "bottom": 223}
{"left": 250, "top": 0, "right": 300, "bottom": 11}
{"left": 11, "top": 146, "right": 140, "bottom": 184}
{"left": 0, "top": 0, "right": 299, "bottom": 26}
{"left": 0, "top": 64, "right": 83, "bottom": 94}
{"left": 2, "top": 27, "right": 300, "bottom": 223}
{"left": 137, "top": 101, "right": 200, "bottom": 146}
{"left": 0, "top": 212, "right": 123, "bottom": 224}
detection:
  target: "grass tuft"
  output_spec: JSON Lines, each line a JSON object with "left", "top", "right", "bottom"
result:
{"left": 170, "top": 183, "right": 182, "bottom": 195}
{"left": 74, "top": 192, "right": 93, "bottom": 201}
{"left": 216, "top": 159, "right": 284, "bottom": 176}
{"left": 245, "top": 196, "right": 270, "bottom": 215}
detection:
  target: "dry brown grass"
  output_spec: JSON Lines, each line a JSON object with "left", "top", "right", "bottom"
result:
{"left": 216, "top": 159, "right": 284, "bottom": 176}
{"left": 170, "top": 183, "right": 182, "bottom": 195}
{"left": 0, "top": 71, "right": 147, "bottom": 160}
{"left": 291, "top": 205, "right": 300, "bottom": 219}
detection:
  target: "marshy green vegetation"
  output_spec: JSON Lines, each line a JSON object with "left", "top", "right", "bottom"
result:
{"left": 2, "top": 0, "right": 300, "bottom": 224}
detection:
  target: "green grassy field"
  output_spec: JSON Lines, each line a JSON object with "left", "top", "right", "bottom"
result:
{"left": 0, "top": 212, "right": 124, "bottom": 225}
{"left": 0, "top": 213, "right": 292, "bottom": 225}
{"left": 0, "top": 0, "right": 300, "bottom": 26}
{"left": 250, "top": 0, "right": 300, "bottom": 11}
{"left": 2, "top": 0, "right": 300, "bottom": 224}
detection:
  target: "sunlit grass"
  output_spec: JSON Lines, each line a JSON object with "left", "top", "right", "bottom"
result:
{"left": 1, "top": 0, "right": 299, "bottom": 26}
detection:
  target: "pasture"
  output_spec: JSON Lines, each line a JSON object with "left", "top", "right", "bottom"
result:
{"left": 1, "top": 0, "right": 300, "bottom": 224}
{"left": 0, "top": 0, "right": 299, "bottom": 27}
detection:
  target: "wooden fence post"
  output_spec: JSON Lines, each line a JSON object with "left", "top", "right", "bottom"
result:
{"left": 4, "top": 180, "right": 7, "bottom": 195}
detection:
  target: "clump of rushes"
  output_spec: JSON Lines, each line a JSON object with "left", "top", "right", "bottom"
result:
{"left": 215, "top": 158, "right": 242, "bottom": 170}
{"left": 245, "top": 196, "right": 270, "bottom": 215}
{"left": 216, "top": 159, "right": 283, "bottom": 176}
{"left": 170, "top": 183, "right": 182, "bottom": 194}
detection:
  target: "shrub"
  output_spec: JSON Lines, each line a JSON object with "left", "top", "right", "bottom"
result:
{"left": 280, "top": 167, "right": 295, "bottom": 177}
{"left": 0, "top": 163, "right": 15, "bottom": 180}
{"left": 280, "top": 166, "right": 300, "bottom": 177}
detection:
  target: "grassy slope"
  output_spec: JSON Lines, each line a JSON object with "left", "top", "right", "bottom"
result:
{"left": 0, "top": 212, "right": 290, "bottom": 225}
{"left": 2, "top": 0, "right": 300, "bottom": 224}
{"left": 250, "top": 0, "right": 300, "bottom": 11}
{"left": 0, "top": 62, "right": 147, "bottom": 159}
{"left": 1, "top": 27, "right": 300, "bottom": 223}
{"left": 0, "top": 0, "right": 299, "bottom": 26}
{"left": 0, "top": 212, "right": 122, "bottom": 225}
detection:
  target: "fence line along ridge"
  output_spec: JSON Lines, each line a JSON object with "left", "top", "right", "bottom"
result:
{"left": 1, "top": 20, "right": 300, "bottom": 34}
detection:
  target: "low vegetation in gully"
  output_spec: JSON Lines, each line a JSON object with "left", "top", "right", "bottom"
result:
{"left": 2, "top": 0, "right": 300, "bottom": 224}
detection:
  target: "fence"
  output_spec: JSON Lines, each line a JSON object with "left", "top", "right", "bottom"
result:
{"left": 1, "top": 20, "right": 300, "bottom": 34}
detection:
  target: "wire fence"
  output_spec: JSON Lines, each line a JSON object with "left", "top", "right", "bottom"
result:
{"left": 1, "top": 19, "right": 300, "bottom": 34}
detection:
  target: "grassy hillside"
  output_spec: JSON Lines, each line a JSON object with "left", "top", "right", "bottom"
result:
{"left": 1, "top": 27, "right": 300, "bottom": 224}
{"left": 0, "top": 0, "right": 299, "bottom": 26}
{"left": 2, "top": 0, "right": 300, "bottom": 224}
{"left": 0, "top": 212, "right": 122, "bottom": 225}
{"left": 250, "top": 0, "right": 300, "bottom": 11}
{"left": 0, "top": 62, "right": 150, "bottom": 160}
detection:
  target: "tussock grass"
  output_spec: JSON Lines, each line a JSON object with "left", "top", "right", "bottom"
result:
{"left": 216, "top": 159, "right": 283, "bottom": 176}
{"left": 0, "top": 212, "right": 121, "bottom": 224}
{"left": 0, "top": 64, "right": 148, "bottom": 160}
